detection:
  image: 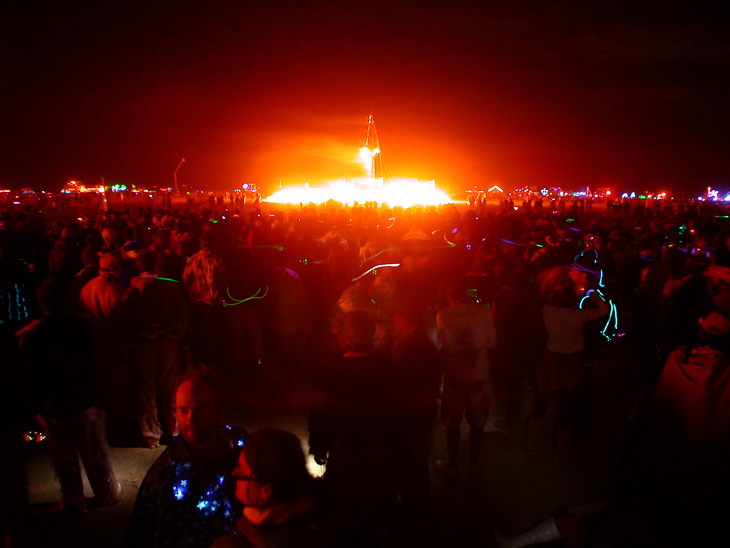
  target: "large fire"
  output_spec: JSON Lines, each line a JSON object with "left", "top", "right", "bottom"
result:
{"left": 263, "top": 116, "right": 453, "bottom": 207}
{"left": 358, "top": 146, "right": 379, "bottom": 172}
{"left": 264, "top": 177, "right": 452, "bottom": 207}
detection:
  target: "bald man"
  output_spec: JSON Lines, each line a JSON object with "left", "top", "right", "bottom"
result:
{"left": 126, "top": 366, "right": 247, "bottom": 548}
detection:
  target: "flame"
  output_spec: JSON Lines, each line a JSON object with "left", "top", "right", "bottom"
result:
{"left": 358, "top": 147, "right": 373, "bottom": 171}
{"left": 263, "top": 118, "right": 450, "bottom": 208}
{"left": 264, "top": 177, "right": 452, "bottom": 208}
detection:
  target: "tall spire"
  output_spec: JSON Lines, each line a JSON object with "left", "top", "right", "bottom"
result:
{"left": 364, "top": 114, "right": 381, "bottom": 179}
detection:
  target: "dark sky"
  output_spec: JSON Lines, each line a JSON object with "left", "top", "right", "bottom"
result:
{"left": 2, "top": 1, "right": 729, "bottom": 195}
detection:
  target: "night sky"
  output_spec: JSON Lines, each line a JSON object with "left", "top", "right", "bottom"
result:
{"left": 2, "top": 1, "right": 729, "bottom": 196}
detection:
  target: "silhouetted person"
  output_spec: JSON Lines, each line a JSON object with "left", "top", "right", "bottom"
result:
{"left": 18, "top": 278, "right": 120, "bottom": 514}
{"left": 435, "top": 281, "right": 496, "bottom": 479}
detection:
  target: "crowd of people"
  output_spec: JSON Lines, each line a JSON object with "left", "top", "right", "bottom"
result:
{"left": 2, "top": 193, "right": 730, "bottom": 546}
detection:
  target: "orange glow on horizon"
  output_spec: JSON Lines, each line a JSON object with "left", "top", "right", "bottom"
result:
{"left": 254, "top": 116, "right": 454, "bottom": 207}
{"left": 231, "top": 112, "right": 477, "bottom": 200}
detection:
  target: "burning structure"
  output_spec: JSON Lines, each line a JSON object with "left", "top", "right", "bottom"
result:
{"left": 264, "top": 116, "right": 453, "bottom": 207}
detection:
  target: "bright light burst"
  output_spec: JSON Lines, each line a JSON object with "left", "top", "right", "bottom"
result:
{"left": 358, "top": 147, "right": 379, "bottom": 172}
{"left": 264, "top": 177, "right": 452, "bottom": 207}
{"left": 264, "top": 115, "right": 452, "bottom": 207}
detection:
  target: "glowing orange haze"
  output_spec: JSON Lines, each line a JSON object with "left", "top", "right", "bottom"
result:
{"left": 232, "top": 121, "right": 465, "bottom": 207}
{"left": 261, "top": 142, "right": 453, "bottom": 207}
